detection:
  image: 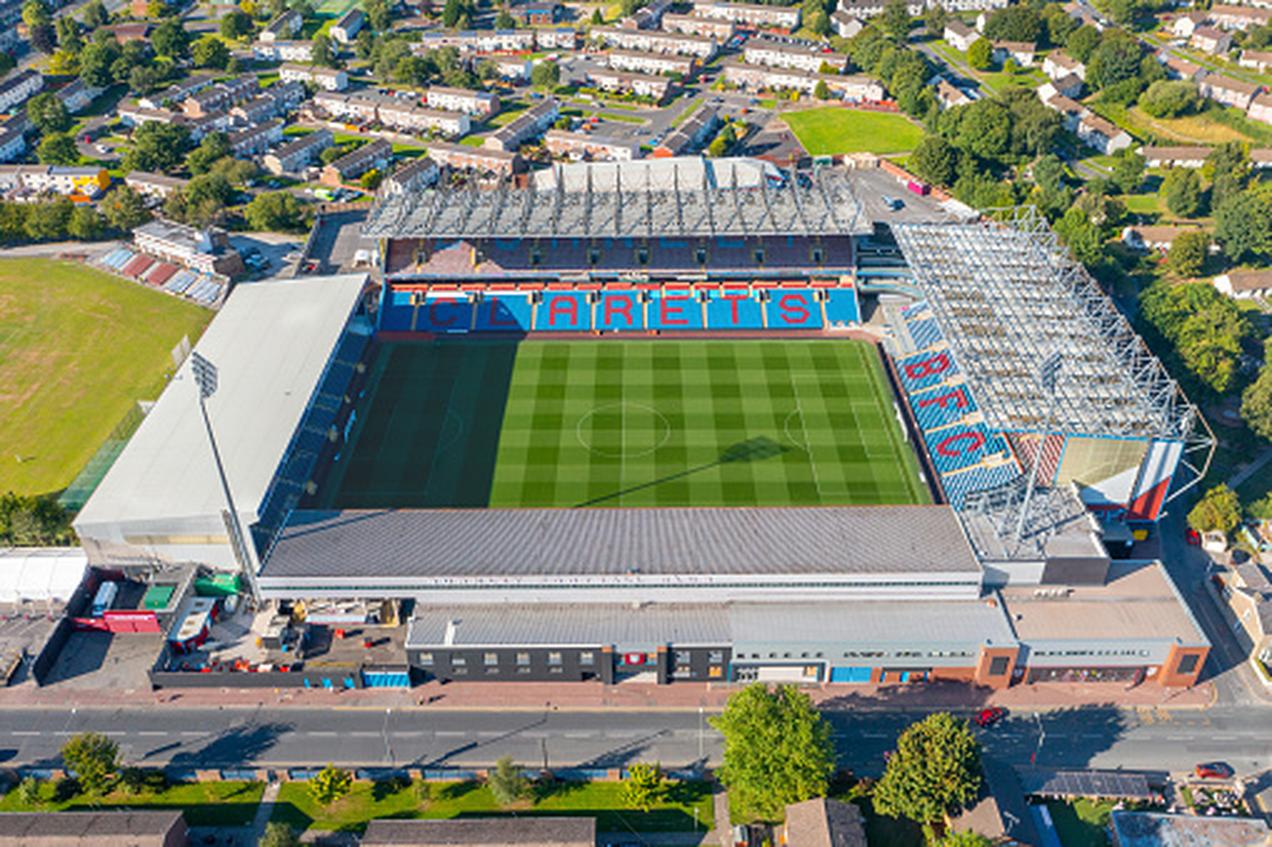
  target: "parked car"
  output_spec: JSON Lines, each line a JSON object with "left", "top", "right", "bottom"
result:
{"left": 1185, "top": 527, "right": 1202, "bottom": 546}
{"left": 1195, "top": 762, "right": 1234, "bottom": 780}
{"left": 974, "top": 707, "right": 1006, "bottom": 727}
{"left": 882, "top": 195, "right": 904, "bottom": 211}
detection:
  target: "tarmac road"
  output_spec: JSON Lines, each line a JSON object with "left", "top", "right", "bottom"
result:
{"left": 0, "top": 704, "right": 1268, "bottom": 778}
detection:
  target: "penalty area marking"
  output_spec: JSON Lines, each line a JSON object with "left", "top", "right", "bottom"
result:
{"left": 575, "top": 401, "right": 673, "bottom": 460}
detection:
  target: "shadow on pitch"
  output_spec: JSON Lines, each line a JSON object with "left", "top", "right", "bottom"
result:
{"left": 572, "top": 436, "right": 791, "bottom": 508}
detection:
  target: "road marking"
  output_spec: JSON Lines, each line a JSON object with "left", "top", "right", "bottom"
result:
{"left": 307, "top": 731, "right": 338, "bottom": 737}
{"left": 137, "top": 731, "right": 168, "bottom": 737}
{"left": 563, "top": 732, "right": 594, "bottom": 739}
{"left": 434, "top": 730, "right": 466, "bottom": 738}
{"left": 392, "top": 731, "right": 423, "bottom": 738}
{"left": 10, "top": 731, "right": 40, "bottom": 737}
{"left": 349, "top": 732, "right": 379, "bottom": 738}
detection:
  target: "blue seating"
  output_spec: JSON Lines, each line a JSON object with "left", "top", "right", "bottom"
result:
{"left": 475, "top": 293, "right": 534, "bottom": 332}
{"left": 939, "top": 463, "right": 1021, "bottom": 509}
{"left": 648, "top": 290, "right": 704, "bottom": 330}
{"left": 417, "top": 294, "right": 473, "bottom": 333}
{"left": 705, "top": 290, "right": 763, "bottom": 330}
{"left": 539, "top": 292, "right": 591, "bottom": 331}
{"left": 897, "top": 349, "right": 959, "bottom": 393}
{"left": 910, "top": 383, "right": 977, "bottom": 432}
{"left": 824, "top": 289, "right": 859, "bottom": 326}
{"left": 597, "top": 291, "right": 644, "bottom": 331}
{"left": 924, "top": 424, "right": 992, "bottom": 474}
{"left": 906, "top": 318, "right": 944, "bottom": 351}
{"left": 766, "top": 290, "right": 822, "bottom": 330}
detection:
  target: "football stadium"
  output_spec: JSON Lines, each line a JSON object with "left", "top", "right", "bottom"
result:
{"left": 74, "top": 158, "right": 1215, "bottom": 691}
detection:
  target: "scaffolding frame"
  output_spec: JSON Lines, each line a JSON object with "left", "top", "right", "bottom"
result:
{"left": 363, "top": 163, "right": 867, "bottom": 240}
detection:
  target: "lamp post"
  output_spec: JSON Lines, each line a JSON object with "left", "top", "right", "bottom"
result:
{"left": 191, "top": 352, "right": 262, "bottom": 607}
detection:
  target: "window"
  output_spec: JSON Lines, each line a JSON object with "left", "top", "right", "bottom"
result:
{"left": 989, "top": 656, "right": 1010, "bottom": 676}
{"left": 530, "top": 248, "right": 542, "bottom": 266}
{"left": 452, "top": 656, "right": 466, "bottom": 666}
{"left": 517, "top": 666, "right": 532, "bottom": 674}
{"left": 549, "top": 666, "right": 563, "bottom": 674}
{"left": 416, "top": 652, "right": 434, "bottom": 666}
{"left": 452, "top": 666, "right": 468, "bottom": 675}
{"left": 708, "top": 666, "right": 723, "bottom": 678}
{"left": 484, "top": 652, "right": 499, "bottom": 666}
{"left": 516, "top": 652, "right": 531, "bottom": 666}
{"left": 753, "top": 247, "right": 765, "bottom": 264}
{"left": 695, "top": 248, "right": 707, "bottom": 264}
{"left": 548, "top": 651, "right": 563, "bottom": 666}
{"left": 636, "top": 247, "right": 649, "bottom": 265}
{"left": 811, "top": 247, "right": 824, "bottom": 264}
{"left": 588, "top": 248, "right": 600, "bottom": 265}
{"left": 708, "top": 650, "right": 724, "bottom": 663}
{"left": 579, "top": 651, "right": 594, "bottom": 665}
{"left": 1176, "top": 653, "right": 1200, "bottom": 675}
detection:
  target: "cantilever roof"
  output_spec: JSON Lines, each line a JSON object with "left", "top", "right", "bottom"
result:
{"left": 892, "top": 209, "right": 1200, "bottom": 440}
{"left": 363, "top": 156, "right": 868, "bottom": 239}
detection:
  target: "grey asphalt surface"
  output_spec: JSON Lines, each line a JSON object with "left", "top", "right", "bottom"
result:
{"left": 0, "top": 704, "right": 1268, "bottom": 777}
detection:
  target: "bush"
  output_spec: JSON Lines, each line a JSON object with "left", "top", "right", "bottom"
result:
{"left": 1139, "top": 80, "right": 1201, "bottom": 118}
{"left": 487, "top": 756, "right": 528, "bottom": 806}
{"left": 308, "top": 765, "right": 352, "bottom": 806}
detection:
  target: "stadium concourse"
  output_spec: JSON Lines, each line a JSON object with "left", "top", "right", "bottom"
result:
{"left": 70, "top": 159, "right": 1212, "bottom": 692}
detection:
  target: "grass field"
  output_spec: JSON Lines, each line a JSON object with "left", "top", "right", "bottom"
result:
{"left": 781, "top": 107, "right": 925, "bottom": 156}
{"left": 319, "top": 339, "right": 928, "bottom": 510}
{"left": 0, "top": 780, "right": 264, "bottom": 827}
{"left": 0, "top": 260, "right": 211, "bottom": 497}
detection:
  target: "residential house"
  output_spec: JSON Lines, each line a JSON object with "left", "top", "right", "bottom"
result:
{"left": 1214, "top": 557, "right": 1272, "bottom": 680}
{"left": 125, "top": 170, "right": 189, "bottom": 201}
{"left": 105, "top": 22, "right": 151, "bottom": 42}
{"left": 743, "top": 39, "right": 848, "bottom": 73}
{"left": 944, "top": 19, "right": 979, "bottom": 52}
{"left": 836, "top": 0, "right": 924, "bottom": 18}
{"left": 0, "top": 69, "right": 42, "bottom": 114}
{"left": 1171, "top": 10, "right": 1207, "bottom": 37}
{"left": 321, "top": 138, "right": 392, "bottom": 186}
{"left": 1248, "top": 92, "right": 1272, "bottom": 125}
{"left": 0, "top": 126, "right": 23, "bottom": 163}
{"left": 691, "top": 0, "right": 801, "bottom": 29}
{"left": 411, "top": 28, "right": 537, "bottom": 54}
{"left": 621, "top": 0, "right": 671, "bottom": 29}
{"left": 1043, "top": 50, "right": 1085, "bottom": 81}
{"left": 937, "top": 78, "right": 974, "bottom": 108}
{"left": 545, "top": 128, "right": 641, "bottom": 161}
{"left": 228, "top": 119, "right": 284, "bottom": 156}
{"left": 662, "top": 11, "right": 735, "bottom": 40}
{"left": 831, "top": 11, "right": 864, "bottom": 38}
{"left": 424, "top": 86, "right": 498, "bottom": 117}
{"left": 653, "top": 105, "right": 719, "bottom": 157}
{"left": 252, "top": 40, "right": 316, "bottom": 62}
{"left": 780, "top": 798, "right": 867, "bottom": 847}
{"left": 178, "top": 110, "right": 231, "bottom": 142}
{"left": 515, "top": 0, "right": 561, "bottom": 24}
{"left": 1038, "top": 75, "right": 1082, "bottom": 101}
{"left": 427, "top": 139, "right": 522, "bottom": 174}
{"left": 263, "top": 129, "right": 333, "bottom": 175}
{"left": 588, "top": 69, "right": 677, "bottom": 102}
{"left": 118, "top": 103, "right": 180, "bottom": 127}
{"left": 377, "top": 102, "right": 471, "bottom": 137}
{"left": 1158, "top": 51, "right": 1204, "bottom": 81}
{"left": 313, "top": 90, "right": 382, "bottom": 122}
{"left": 1040, "top": 91, "right": 1088, "bottom": 130}
{"left": 0, "top": 165, "right": 109, "bottom": 199}
{"left": 1213, "top": 268, "right": 1272, "bottom": 298}
{"left": 533, "top": 27, "right": 580, "bottom": 50}
{"left": 330, "top": 8, "right": 365, "bottom": 43}
{"left": 1121, "top": 224, "right": 1203, "bottom": 252}
{"left": 1210, "top": 3, "right": 1272, "bottom": 30}
{"left": 1108, "top": 812, "right": 1270, "bottom": 847}
{"left": 722, "top": 60, "right": 885, "bottom": 100}
{"left": 280, "top": 63, "right": 348, "bottom": 91}
{"left": 992, "top": 40, "right": 1036, "bottom": 66}
{"left": 489, "top": 57, "right": 531, "bottom": 81}
{"left": 607, "top": 49, "right": 698, "bottom": 77}
{"left": 1240, "top": 49, "right": 1272, "bottom": 72}
{"left": 1198, "top": 73, "right": 1260, "bottom": 109}
{"left": 260, "top": 9, "right": 302, "bottom": 41}
{"left": 53, "top": 80, "right": 102, "bottom": 114}
{"left": 140, "top": 74, "right": 214, "bottom": 110}
{"left": 133, "top": 218, "right": 245, "bottom": 277}
{"left": 593, "top": 26, "right": 718, "bottom": 58}
{"left": 183, "top": 75, "right": 258, "bottom": 118}
{"left": 1190, "top": 26, "right": 1232, "bottom": 55}
{"left": 1252, "top": 148, "right": 1272, "bottom": 168}
{"left": 381, "top": 156, "right": 439, "bottom": 195}
{"left": 948, "top": 759, "right": 1040, "bottom": 847}
{"left": 1062, "top": 1, "right": 1104, "bottom": 29}
{"left": 484, "top": 99, "right": 558, "bottom": 151}
{"left": 0, "top": 810, "right": 188, "bottom": 847}
{"left": 1140, "top": 145, "right": 1210, "bottom": 168}
{"left": 1077, "top": 113, "right": 1131, "bottom": 153}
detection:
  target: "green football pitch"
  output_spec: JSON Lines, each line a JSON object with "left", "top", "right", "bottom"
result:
{"left": 318, "top": 339, "right": 929, "bottom": 509}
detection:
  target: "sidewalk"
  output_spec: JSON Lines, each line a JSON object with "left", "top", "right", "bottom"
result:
{"left": 0, "top": 676, "right": 1215, "bottom": 713}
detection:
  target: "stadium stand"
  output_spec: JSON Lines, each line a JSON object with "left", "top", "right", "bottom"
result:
{"left": 823, "top": 288, "right": 860, "bottom": 327}
{"left": 122, "top": 254, "right": 154, "bottom": 279}
{"left": 474, "top": 291, "right": 534, "bottom": 332}
{"left": 939, "top": 462, "right": 1022, "bottom": 509}
{"left": 910, "top": 383, "right": 977, "bottom": 432}
{"left": 907, "top": 318, "right": 943, "bottom": 351}
{"left": 764, "top": 288, "right": 821, "bottom": 329}
{"left": 705, "top": 287, "right": 764, "bottom": 329}
{"left": 598, "top": 289, "right": 644, "bottom": 331}
{"left": 647, "top": 288, "right": 705, "bottom": 330}
{"left": 539, "top": 291, "right": 592, "bottom": 331}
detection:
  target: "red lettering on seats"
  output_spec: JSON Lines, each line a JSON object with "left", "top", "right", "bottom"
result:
{"left": 722, "top": 292, "right": 748, "bottom": 325}
{"left": 428, "top": 298, "right": 459, "bottom": 327}
{"left": 777, "top": 293, "right": 810, "bottom": 324}
{"left": 604, "top": 294, "right": 634, "bottom": 327}
{"left": 660, "top": 295, "right": 689, "bottom": 326}
{"left": 936, "top": 430, "right": 985, "bottom": 457}
{"left": 487, "top": 299, "right": 517, "bottom": 327}
{"left": 548, "top": 295, "right": 578, "bottom": 326}
{"left": 917, "top": 387, "right": 969, "bottom": 410}
{"left": 904, "top": 352, "right": 951, "bottom": 380}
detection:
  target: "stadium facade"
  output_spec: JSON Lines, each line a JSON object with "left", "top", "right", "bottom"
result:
{"left": 74, "top": 159, "right": 1213, "bottom": 690}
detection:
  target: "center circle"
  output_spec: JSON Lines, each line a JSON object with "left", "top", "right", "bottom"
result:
{"left": 576, "top": 402, "right": 673, "bottom": 459}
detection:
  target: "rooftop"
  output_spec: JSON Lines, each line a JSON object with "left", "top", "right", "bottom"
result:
{"left": 1108, "top": 811, "right": 1269, "bottom": 847}
{"left": 0, "top": 811, "right": 184, "bottom": 846}
{"left": 362, "top": 817, "right": 596, "bottom": 847}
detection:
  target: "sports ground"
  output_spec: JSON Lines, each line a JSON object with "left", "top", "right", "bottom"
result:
{"left": 319, "top": 338, "right": 929, "bottom": 509}
{"left": 781, "top": 107, "right": 926, "bottom": 156}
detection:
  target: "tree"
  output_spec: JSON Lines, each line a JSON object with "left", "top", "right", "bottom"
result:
{"left": 55, "top": 16, "right": 82, "bottom": 53}
{"left": 26, "top": 199, "right": 72, "bottom": 241}
{"left": 1162, "top": 168, "right": 1202, "bottom": 218}
{"left": 955, "top": 100, "right": 1011, "bottom": 160}
{"left": 192, "top": 35, "right": 230, "bottom": 68}
{"left": 495, "top": 7, "right": 515, "bottom": 27}
{"left": 966, "top": 37, "right": 993, "bottom": 70}
{"left": 813, "top": 79, "right": 831, "bottom": 100}
{"left": 308, "top": 765, "right": 352, "bottom": 806}
{"left": 68, "top": 206, "right": 104, "bottom": 240}
{"left": 30, "top": 22, "right": 56, "bottom": 54}
{"left": 258, "top": 822, "right": 301, "bottom": 847}
{"left": 882, "top": 0, "right": 910, "bottom": 40}
{"left": 591, "top": 7, "right": 603, "bottom": 24}
{"left": 26, "top": 93, "right": 71, "bottom": 135}
{"left": 22, "top": 0, "right": 50, "bottom": 30}
{"left": 312, "top": 33, "right": 336, "bottom": 67}
{"left": 246, "top": 191, "right": 305, "bottom": 232}
{"left": 911, "top": 134, "right": 957, "bottom": 186}
{"left": 1138, "top": 80, "right": 1200, "bottom": 118}
{"left": 1243, "top": 368, "right": 1272, "bottom": 442}
{"left": 1188, "top": 484, "right": 1241, "bottom": 534}
{"left": 16, "top": 777, "right": 41, "bottom": 807}
{"left": 984, "top": 4, "right": 1041, "bottom": 42}
{"left": 1053, "top": 205, "right": 1103, "bottom": 266}
{"left": 940, "top": 833, "right": 994, "bottom": 847}
{"left": 165, "top": 173, "right": 234, "bottom": 226}
{"left": 1088, "top": 30, "right": 1142, "bottom": 90}
{"left": 123, "top": 122, "right": 191, "bottom": 173}
{"left": 186, "top": 132, "right": 231, "bottom": 175}
{"left": 924, "top": 4, "right": 947, "bottom": 36}
{"left": 153, "top": 19, "right": 189, "bottom": 59}
{"left": 622, "top": 762, "right": 665, "bottom": 813}
{"left": 442, "top": 0, "right": 471, "bottom": 27}
{"left": 365, "top": 0, "right": 392, "bottom": 29}
{"left": 359, "top": 168, "right": 382, "bottom": 190}
{"left": 874, "top": 713, "right": 982, "bottom": 828}
{"left": 1066, "top": 24, "right": 1101, "bottom": 63}
{"left": 487, "top": 756, "right": 528, "bottom": 806}
{"left": 710, "top": 684, "right": 834, "bottom": 822}
{"left": 60, "top": 732, "right": 119, "bottom": 795}
{"left": 100, "top": 186, "right": 151, "bottom": 231}
{"left": 1215, "top": 193, "right": 1272, "bottom": 263}
{"left": 37, "top": 133, "right": 79, "bottom": 165}
{"left": 0, "top": 491, "right": 73, "bottom": 542}
{"left": 1168, "top": 229, "right": 1209, "bottom": 278}
{"left": 81, "top": 0, "right": 109, "bottom": 29}
{"left": 531, "top": 60, "right": 560, "bottom": 90}
{"left": 219, "top": 9, "right": 254, "bottom": 39}
{"left": 1140, "top": 280, "right": 1247, "bottom": 394}
{"left": 1109, "top": 149, "right": 1144, "bottom": 194}
{"left": 77, "top": 40, "right": 121, "bottom": 87}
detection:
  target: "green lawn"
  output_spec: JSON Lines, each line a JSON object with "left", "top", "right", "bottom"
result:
{"left": 781, "top": 107, "right": 925, "bottom": 156}
{"left": 272, "top": 780, "right": 714, "bottom": 834}
{"left": 319, "top": 339, "right": 928, "bottom": 509}
{"left": 0, "top": 780, "right": 264, "bottom": 827}
{"left": 0, "top": 259, "right": 211, "bottom": 497}
{"left": 1047, "top": 799, "right": 1116, "bottom": 847}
